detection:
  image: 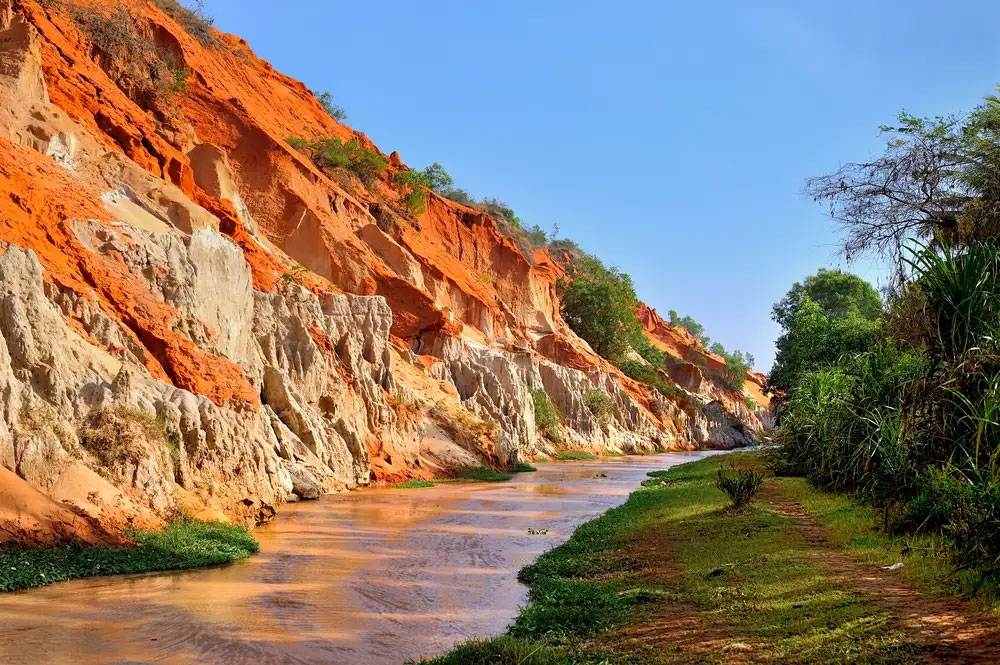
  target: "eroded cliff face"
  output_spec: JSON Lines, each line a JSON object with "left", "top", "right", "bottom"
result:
{"left": 0, "top": 0, "right": 769, "bottom": 542}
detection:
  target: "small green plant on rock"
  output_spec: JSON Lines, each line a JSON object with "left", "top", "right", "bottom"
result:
{"left": 530, "top": 388, "right": 564, "bottom": 443}
{"left": 583, "top": 388, "right": 613, "bottom": 429}
{"left": 715, "top": 463, "right": 764, "bottom": 511}
{"left": 285, "top": 136, "right": 388, "bottom": 184}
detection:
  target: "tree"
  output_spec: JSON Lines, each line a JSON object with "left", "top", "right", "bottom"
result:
{"left": 667, "top": 310, "right": 710, "bottom": 345}
{"left": 316, "top": 92, "right": 347, "bottom": 121}
{"left": 420, "top": 163, "right": 454, "bottom": 193}
{"left": 558, "top": 256, "right": 641, "bottom": 362}
{"left": 768, "top": 296, "right": 879, "bottom": 393}
{"left": 771, "top": 268, "right": 883, "bottom": 329}
{"left": 806, "top": 96, "right": 1000, "bottom": 263}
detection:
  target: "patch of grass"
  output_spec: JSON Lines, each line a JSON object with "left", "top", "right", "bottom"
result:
{"left": 457, "top": 467, "right": 513, "bottom": 482}
{"left": 404, "top": 635, "right": 574, "bottom": 665}
{"left": 0, "top": 518, "right": 258, "bottom": 592}
{"left": 556, "top": 451, "right": 598, "bottom": 460}
{"left": 393, "top": 479, "right": 435, "bottom": 489}
{"left": 512, "top": 462, "right": 537, "bottom": 473}
{"left": 424, "top": 452, "right": 926, "bottom": 665}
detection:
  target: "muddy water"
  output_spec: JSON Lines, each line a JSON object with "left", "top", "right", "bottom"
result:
{"left": 0, "top": 451, "right": 720, "bottom": 665}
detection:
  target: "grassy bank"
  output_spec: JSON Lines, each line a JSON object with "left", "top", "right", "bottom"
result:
{"left": 412, "top": 452, "right": 967, "bottom": 665}
{"left": 392, "top": 464, "right": 538, "bottom": 488}
{"left": 0, "top": 518, "right": 259, "bottom": 592}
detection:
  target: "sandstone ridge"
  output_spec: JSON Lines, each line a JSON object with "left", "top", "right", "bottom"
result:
{"left": 0, "top": 0, "right": 770, "bottom": 541}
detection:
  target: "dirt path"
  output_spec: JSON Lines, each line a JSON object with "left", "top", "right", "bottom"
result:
{"left": 603, "top": 485, "right": 1000, "bottom": 665}
{"left": 765, "top": 487, "right": 1000, "bottom": 665}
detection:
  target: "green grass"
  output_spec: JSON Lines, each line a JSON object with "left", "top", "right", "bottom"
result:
{"left": 0, "top": 519, "right": 258, "bottom": 592}
{"left": 393, "top": 479, "right": 436, "bottom": 488}
{"left": 556, "top": 451, "right": 598, "bottom": 460}
{"left": 456, "top": 466, "right": 513, "bottom": 482}
{"left": 512, "top": 462, "right": 537, "bottom": 473}
{"left": 416, "top": 452, "right": 927, "bottom": 664}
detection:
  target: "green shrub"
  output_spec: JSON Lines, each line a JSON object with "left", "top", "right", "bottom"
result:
{"left": 618, "top": 359, "right": 684, "bottom": 401}
{"left": 512, "top": 462, "right": 537, "bottom": 473}
{"left": 393, "top": 168, "right": 432, "bottom": 214}
{"left": 668, "top": 309, "right": 710, "bottom": 346}
{"left": 715, "top": 463, "right": 764, "bottom": 510}
{"left": 442, "top": 188, "right": 475, "bottom": 206}
{"left": 290, "top": 136, "right": 388, "bottom": 184}
{"left": 316, "top": 91, "right": 347, "bottom": 121}
{"left": 558, "top": 255, "right": 641, "bottom": 362}
{"left": 906, "top": 466, "right": 1000, "bottom": 591}
{"left": 583, "top": 388, "right": 613, "bottom": 429}
{"left": 530, "top": 388, "right": 564, "bottom": 442}
{"left": 420, "top": 163, "right": 453, "bottom": 193}
{"left": 151, "top": 0, "right": 218, "bottom": 47}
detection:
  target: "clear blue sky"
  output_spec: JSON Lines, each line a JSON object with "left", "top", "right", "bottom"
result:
{"left": 202, "top": 0, "right": 1000, "bottom": 371}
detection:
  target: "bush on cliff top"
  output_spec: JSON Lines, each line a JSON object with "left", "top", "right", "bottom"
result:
{"left": 316, "top": 91, "right": 348, "bottom": 121}
{"left": 287, "top": 136, "right": 388, "bottom": 185}
{"left": 557, "top": 254, "right": 641, "bottom": 362}
{"left": 0, "top": 517, "right": 258, "bottom": 592}
{"left": 150, "top": 0, "right": 219, "bottom": 47}
{"left": 64, "top": 1, "right": 190, "bottom": 114}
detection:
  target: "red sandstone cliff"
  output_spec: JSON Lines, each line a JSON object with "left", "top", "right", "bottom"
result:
{"left": 0, "top": 0, "right": 769, "bottom": 542}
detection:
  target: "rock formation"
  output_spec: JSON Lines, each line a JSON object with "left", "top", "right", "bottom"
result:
{"left": 0, "top": 0, "right": 770, "bottom": 542}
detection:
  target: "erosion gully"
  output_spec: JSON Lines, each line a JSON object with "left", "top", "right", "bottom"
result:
{"left": 0, "top": 451, "right": 722, "bottom": 665}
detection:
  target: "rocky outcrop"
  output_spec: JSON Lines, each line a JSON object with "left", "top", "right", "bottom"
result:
{"left": 0, "top": 0, "right": 770, "bottom": 541}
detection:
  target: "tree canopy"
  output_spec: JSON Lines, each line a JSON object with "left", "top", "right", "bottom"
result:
{"left": 806, "top": 95, "right": 1000, "bottom": 263}
{"left": 771, "top": 268, "right": 883, "bottom": 330}
{"left": 768, "top": 270, "right": 882, "bottom": 393}
{"left": 558, "top": 256, "right": 641, "bottom": 362}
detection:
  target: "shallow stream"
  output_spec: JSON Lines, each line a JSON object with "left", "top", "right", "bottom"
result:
{"left": 0, "top": 451, "right": 720, "bottom": 664}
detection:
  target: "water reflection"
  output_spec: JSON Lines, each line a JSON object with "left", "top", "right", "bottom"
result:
{"left": 0, "top": 451, "right": 719, "bottom": 665}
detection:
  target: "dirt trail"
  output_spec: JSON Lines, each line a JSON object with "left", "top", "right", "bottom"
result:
{"left": 606, "top": 486, "right": 1000, "bottom": 665}
{"left": 766, "top": 488, "right": 1000, "bottom": 665}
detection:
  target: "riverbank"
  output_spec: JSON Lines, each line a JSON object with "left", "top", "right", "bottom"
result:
{"left": 0, "top": 517, "right": 258, "bottom": 592}
{"left": 0, "top": 453, "right": 707, "bottom": 664}
{"left": 417, "top": 452, "right": 1000, "bottom": 664}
